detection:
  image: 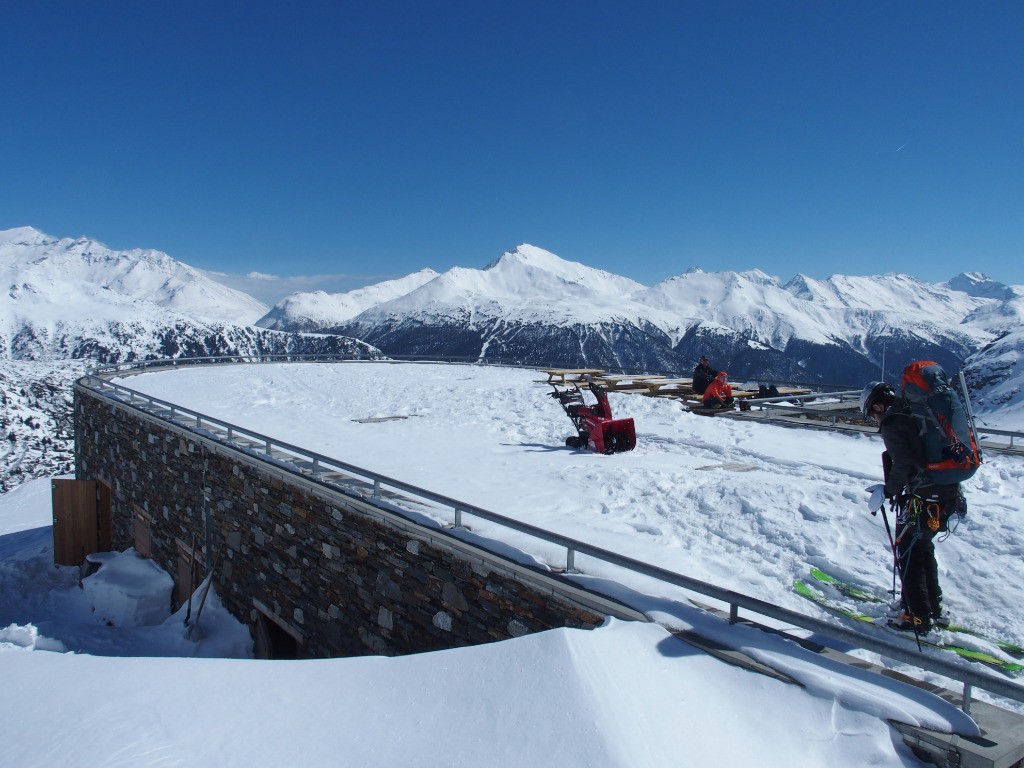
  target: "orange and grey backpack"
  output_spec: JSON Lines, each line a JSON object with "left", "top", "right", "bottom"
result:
{"left": 900, "top": 361, "right": 982, "bottom": 485}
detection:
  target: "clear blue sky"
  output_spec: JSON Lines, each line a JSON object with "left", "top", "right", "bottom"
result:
{"left": 3, "top": 1, "right": 1022, "bottom": 304}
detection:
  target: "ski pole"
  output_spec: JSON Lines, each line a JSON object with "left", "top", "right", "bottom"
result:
{"left": 878, "top": 502, "right": 897, "bottom": 598}
{"left": 186, "top": 542, "right": 223, "bottom": 639}
{"left": 183, "top": 532, "right": 197, "bottom": 626}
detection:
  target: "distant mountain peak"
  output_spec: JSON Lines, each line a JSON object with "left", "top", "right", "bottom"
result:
{"left": 481, "top": 244, "right": 645, "bottom": 292}
{"left": 0, "top": 226, "right": 268, "bottom": 325}
{"left": 484, "top": 244, "right": 564, "bottom": 271}
{"left": 946, "top": 272, "right": 1014, "bottom": 301}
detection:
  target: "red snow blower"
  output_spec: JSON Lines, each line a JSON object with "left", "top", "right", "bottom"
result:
{"left": 549, "top": 377, "right": 636, "bottom": 454}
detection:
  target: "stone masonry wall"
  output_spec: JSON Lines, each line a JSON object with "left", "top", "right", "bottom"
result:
{"left": 74, "top": 386, "right": 604, "bottom": 658}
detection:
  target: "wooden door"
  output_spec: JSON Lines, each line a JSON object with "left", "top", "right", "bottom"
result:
{"left": 51, "top": 479, "right": 111, "bottom": 566}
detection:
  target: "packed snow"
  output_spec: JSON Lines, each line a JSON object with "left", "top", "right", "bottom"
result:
{"left": 3, "top": 360, "right": 1024, "bottom": 766}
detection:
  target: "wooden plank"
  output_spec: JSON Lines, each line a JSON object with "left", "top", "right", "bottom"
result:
{"left": 775, "top": 387, "right": 812, "bottom": 396}
{"left": 594, "top": 374, "right": 666, "bottom": 381}
{"left": 175, "top": 537, "right": 203, "bottom": 610}
{"left": 133, "top": 505, "right": 153, "bottom": 558}
{"left": 97, "top": 481, "right": 111, "bottom": 551}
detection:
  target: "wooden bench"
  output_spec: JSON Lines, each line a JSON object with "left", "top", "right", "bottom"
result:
{"left": 677, "top": 389, "right": 756, "bottom": 408}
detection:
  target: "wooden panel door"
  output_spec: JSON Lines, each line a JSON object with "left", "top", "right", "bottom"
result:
{"left": 51, "top": 479, "right": 111, "bottom": 566}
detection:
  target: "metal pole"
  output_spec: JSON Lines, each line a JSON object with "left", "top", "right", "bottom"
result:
{"left": 958, "top": 370, "right": 980, "bottom": 439}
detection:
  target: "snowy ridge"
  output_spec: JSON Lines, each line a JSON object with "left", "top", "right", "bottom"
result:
{"left": 965, "top": 326, "right": 1024, "bottom": 424}
{"left": 1, "top": 226, "right": 268, "bottom": 326}
{"left": 276, "top": 243, "right": 1010, "bottom": 385}
{"left": 0, "top": 226, "right": 382, "bottom": 491}
{"left": 344, "top": 245, "right": 649, "bottom": 327}
{"left": 257, "top": 268, "right": 439, "bottom": 332}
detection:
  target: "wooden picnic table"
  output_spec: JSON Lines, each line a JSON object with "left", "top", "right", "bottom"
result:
{"left": 643, "top": 378, "right": 694, "bottom": 395}
{"left": 591, "top": 374, "right": 667, "bottom": 391}
{"left": 731, "top": 389, "right": 760, "bottom": 400}
{"left": 538, "top": 368, "right": 604, "bottom": 384}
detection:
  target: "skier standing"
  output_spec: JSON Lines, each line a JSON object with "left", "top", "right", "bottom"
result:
{"left": 860, "top": 381, "right": 964, "bottom": 633}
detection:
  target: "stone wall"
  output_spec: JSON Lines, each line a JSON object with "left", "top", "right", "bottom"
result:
{"left": 74, "top": 385, "right": 606, "bottom": 658}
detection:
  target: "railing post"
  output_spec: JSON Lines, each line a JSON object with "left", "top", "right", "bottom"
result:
{"left": 454, "top": 507, "right": 463, "bottom": 529}
{"left": 264, "top": 439, "right": 272, "bottom": 455}
{"left": 729, "top": 604, "right": 739, "bottom": 624}
{"left": 963, "top": 683, "right": 972, "bottom": 715}
{"left": 566, "top": 547, "right": 576, "bottom": 573}
{"left": 373, "top": 479, "right": 381, "bottom": 498}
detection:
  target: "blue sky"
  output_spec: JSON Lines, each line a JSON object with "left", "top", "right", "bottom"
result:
{"left": 3, "top": 1, "right": 1022, "bottom": 305}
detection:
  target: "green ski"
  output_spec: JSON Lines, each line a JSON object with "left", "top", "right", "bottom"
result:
{"left": 808, "top": 567, "right": 1024, "bottom": 658}
{"left": 793, "top": 579, "right": 1024, "bottom": 674}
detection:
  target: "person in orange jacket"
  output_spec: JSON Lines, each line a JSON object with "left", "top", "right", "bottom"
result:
{"left": 702, "top": 371, "right": 735, "bottom": 409}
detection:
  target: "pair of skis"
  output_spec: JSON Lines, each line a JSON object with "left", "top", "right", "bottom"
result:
{"left": 793, "top": 567, "right": 1023, "bottom": 674}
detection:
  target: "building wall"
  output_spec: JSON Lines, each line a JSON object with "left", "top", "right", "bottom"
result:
{"left": 74, "top": 386, "right": 605, "bottom": 658}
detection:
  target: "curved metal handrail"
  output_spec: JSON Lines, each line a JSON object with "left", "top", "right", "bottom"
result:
{"left": 75, "top": 356, "right": 1024, "bottom": 710}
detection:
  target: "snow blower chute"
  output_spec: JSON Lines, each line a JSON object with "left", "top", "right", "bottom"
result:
{"left": 549, "top": 377, "right": 636, "bottom": 454}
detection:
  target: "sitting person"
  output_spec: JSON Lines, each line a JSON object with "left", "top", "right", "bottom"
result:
{"left": 703, "top": 371, "right": 735, "bottom": 409}
{"left": 692, "top": 356, "right": 718, "bottom": 395}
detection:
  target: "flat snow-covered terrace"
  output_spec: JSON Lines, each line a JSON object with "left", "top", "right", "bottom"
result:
{"left": 113, "top": 362, "right": 1024, "bottom": 680}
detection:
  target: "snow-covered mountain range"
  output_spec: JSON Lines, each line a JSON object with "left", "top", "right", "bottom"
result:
{"left": 2, "top": 227, "right": 1022, "bottom": 490}
{"left": 258, "top": 243, "right": 1021, "bottom": 389}
{"left": 0, "top": 227, "right": 380, "bottom": 491}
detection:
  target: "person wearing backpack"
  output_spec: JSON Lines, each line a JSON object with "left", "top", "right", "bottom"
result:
{"left": 861, "top": 369, "right": 976, "bottom": 634}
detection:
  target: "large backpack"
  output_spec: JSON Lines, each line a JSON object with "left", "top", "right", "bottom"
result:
{"left": 900, "top": 361, "right": 982, "bottom": 485}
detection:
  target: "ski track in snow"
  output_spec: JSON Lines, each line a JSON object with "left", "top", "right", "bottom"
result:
{"left": 118, "top": 362, "right": 1024, "bottom": 684}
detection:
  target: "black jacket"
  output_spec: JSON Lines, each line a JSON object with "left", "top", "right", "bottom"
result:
{"left": 878, "top": 402, "right": 958, "bottom": 500}
{"left": 692, "top": 363, "right": 718, "bottom": 395}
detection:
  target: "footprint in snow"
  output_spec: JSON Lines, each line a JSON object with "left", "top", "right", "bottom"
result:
{"left": 631, "top": 523, "right": 663, "bottom": 536}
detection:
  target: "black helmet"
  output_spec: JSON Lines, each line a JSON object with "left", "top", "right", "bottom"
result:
{"left": 860, "top": 382, "right": 896, "bottom": 419}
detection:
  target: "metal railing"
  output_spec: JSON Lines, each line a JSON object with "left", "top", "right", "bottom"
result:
{"left": 742, "top": 391, "right": 1024, "bottom": 451}
{"left": 741, "top": 390, "right": 865, "bottom": 425}
{"left": 76, "top": 357, "right": 1024, "bottom": 712}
